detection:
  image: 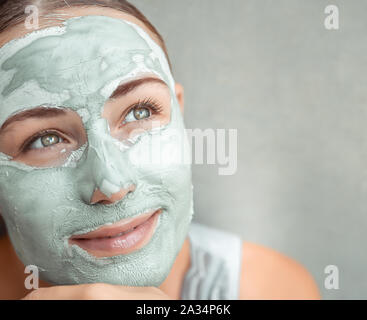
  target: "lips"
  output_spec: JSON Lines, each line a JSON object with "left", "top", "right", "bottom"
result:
{"left": 69, "top": 208, "right": 162, "bottom": 257}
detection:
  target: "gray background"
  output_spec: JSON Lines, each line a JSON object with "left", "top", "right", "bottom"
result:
{"left": 134, "top": 0, "right": 367, "bottom": 299}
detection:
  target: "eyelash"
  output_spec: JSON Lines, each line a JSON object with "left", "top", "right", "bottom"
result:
{"left": 120, "top": 97, "right": 164, "bottom": 126}
{"left": 22, "top": 129, "right": 65, "bottom": 153}
{"left": 21, "top": 98, "right": 164, "bottom": 152}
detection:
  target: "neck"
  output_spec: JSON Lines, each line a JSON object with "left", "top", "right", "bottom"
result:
{"left": 0, "top": 235, "right": 191, "bottom": 300}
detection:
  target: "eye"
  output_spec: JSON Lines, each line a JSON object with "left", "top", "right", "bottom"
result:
{"left": 28, "top": 133, "right": 63, "bottom": 150}
{"left": 122, "top": 98, "right": 163, "bottom": 125}
{"left": 124, "top": 106, "right": 151, "bottom": 123}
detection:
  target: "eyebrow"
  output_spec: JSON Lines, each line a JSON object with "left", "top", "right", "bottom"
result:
{"left": 0, "top": 77, "right": 168, "bottom": 135}
{"left": 0, "top": 107, "right": 67, "bottom": 135}
{"left": 110, "top": 77, "right": 168, "bottom": 99}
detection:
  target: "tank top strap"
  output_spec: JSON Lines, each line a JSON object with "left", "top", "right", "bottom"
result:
{"left": 180, "top": 222, "right": 243, "bottom": 300}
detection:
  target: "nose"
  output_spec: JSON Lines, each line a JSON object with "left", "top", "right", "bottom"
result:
{"left": 75, "top": 118, "right": 137, "bottom": 204}
{"left": 90, "top": 184, "right": 136, "bottom": 205}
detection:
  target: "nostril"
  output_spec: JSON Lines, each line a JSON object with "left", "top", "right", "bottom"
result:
{"left": 90, "top": 184, "right": 136, "bottom": 205}
{"left": 127, "top": 184, "right": 136, "bottom": 194}
{"left": 98, "top": 199, "right": 113, "bottom": 205}
{"left": 121, "top": 184, "right": 136, "bottom": 198}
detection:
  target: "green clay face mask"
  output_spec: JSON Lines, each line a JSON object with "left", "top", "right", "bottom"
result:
{"left": 0, "top": 16, "right": 194, "bottom": 286}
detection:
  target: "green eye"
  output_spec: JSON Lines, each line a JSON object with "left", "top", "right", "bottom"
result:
{"left": 30, "top": 133, "right": 62, "bottom": 149}
{"left": 133, "top": 107, "right": 151, "bottom": 120}
{"left": 122, "top": 98, "right": 163, "bottom": 125}
{"left": 41, "top": 134, "right": 60, "bottom": 146}
{"left": 125, "top": 106, "right": 151, "bottom": 123}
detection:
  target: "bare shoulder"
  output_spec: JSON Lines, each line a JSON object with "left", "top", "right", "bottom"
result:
{"left": 239, "top": 241, "right": 321, "bottom": 300}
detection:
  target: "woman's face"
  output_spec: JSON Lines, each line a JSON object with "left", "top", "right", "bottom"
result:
{"left": 0, "top": 8, "right": 194, "bottom": 286}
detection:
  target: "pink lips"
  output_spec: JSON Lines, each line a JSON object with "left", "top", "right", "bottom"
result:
{"left": 69, "top": 209, "right": 162, "bottom": 257}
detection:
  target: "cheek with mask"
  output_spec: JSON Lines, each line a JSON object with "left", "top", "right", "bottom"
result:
{"left": 0, "top": 16, "right": 194, "bottom": 286}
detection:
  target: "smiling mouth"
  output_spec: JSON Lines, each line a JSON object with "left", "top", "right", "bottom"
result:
{"left": 69, "top": 208, "right": 162, "bottom": 257}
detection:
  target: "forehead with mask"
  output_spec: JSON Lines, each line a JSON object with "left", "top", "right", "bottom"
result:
{"left": 0, "top": 10, "right": 194, "bottom": 286}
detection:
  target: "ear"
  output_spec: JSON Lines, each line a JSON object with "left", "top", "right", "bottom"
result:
{"left": 175, "top": 83, "right": 184, "bottom": 115}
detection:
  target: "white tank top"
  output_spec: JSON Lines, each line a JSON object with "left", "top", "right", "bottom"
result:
{"left": 180, "top": 222, "right": 243, "bottom": 299}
